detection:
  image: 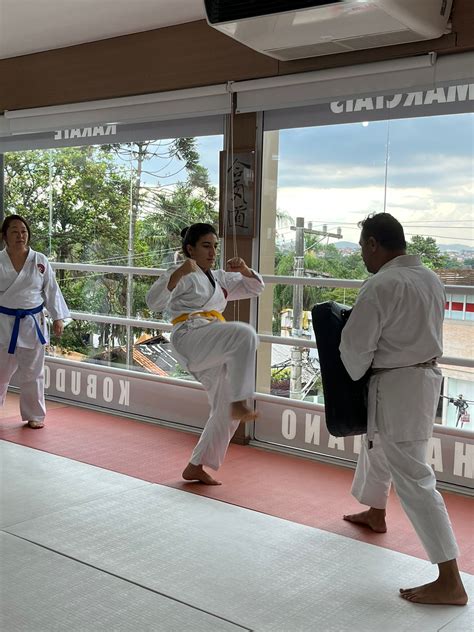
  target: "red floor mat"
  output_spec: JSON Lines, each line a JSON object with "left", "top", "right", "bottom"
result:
{"left": 1, "top": 406, "right": 473, "bottom": 574}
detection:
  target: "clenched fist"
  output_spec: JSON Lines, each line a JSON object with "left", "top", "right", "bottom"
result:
{"left": 53, "top": 319, "right": 64, "bottom": 337}
{"left": 167, "top": 257, "right": 200, "bottom": 290}
{"left": 179, "top": 258, "right": 200, "bottom": 276}
{"left": 226, "top": 257, "right": 254, "bottom": 278}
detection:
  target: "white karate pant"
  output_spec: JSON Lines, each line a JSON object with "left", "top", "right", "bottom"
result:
{"left": 352, "top": 432, "right": 460, "bottom": 564}
{"left": 172, "top": 321, "right": 258, "bottom": 470}
{"left": 0, "top": 345, "right": 46, "bottom": 422}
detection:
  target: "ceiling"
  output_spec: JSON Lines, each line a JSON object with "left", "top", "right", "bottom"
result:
{"left": 0, "top": 0, "right": 207, "bottom": 60}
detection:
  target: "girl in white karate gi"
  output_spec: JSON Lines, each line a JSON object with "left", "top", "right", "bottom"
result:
{"left": 146, "top": 223, "right": 264, "bottom": 485}
{"left": 0, "top": 215, "right": 70, "bottom": 428}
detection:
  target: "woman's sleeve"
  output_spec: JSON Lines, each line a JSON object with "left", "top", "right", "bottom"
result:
{"left": 339, "top": 282, "right": 383, "bottom": 381}
{"left": 220, "top": 270, "right": 265, "bottom": 301}
{"left": 146, "top": 266, "right": 186, "bottom": 312}
{"left": 42, "top": 258, "right": 70, "bottom": 320}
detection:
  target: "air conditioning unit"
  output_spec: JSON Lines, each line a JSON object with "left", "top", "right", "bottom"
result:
{"left": 204, "top": 0, "right": 453, "bottom": 61}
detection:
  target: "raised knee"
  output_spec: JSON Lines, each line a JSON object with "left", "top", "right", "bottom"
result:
{"left": 239, "top": 323, "right": 258, "bottom": 347}
{"left": 231, "top": 321, "right": 256, "bottom": 337}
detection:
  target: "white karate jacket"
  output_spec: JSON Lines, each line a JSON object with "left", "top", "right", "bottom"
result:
{"left": 340, "top": 255, "right": 444, "bottom": 441}
{"left": 146, "top": 264, "right": 264, "bottom": 325}
{"left": 0, "top": 248, "right": 70, "bottom": 349}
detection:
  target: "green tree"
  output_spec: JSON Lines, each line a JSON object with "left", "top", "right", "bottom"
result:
{"left": 138, "top": 183, "right": 218, "bottom": 267}
{"left": 103, "top": 138, "right": 217, "bottom": 270}
{"left": 103, "top": 138, "right": 215, "bottom": 255}
{"left": 105, "top": 139, "right": 218, "bottom": 328}
{"left": 5, "top": 146, "right": 130, "bottom": 264}
{"left": 5, "top": 140, "right": 218, "bottom": 357}
{"left": 5, "top": 147, "right": 132, "bottom": 352}
{"left": 272, "top": 242, "right": 367, "bottom": 334}
{"left": 407, "top": 235, "right": 452, "bottom": 269}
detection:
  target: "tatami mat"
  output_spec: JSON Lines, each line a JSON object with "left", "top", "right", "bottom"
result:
{"left": 1, "top": 396, "right": 473, "bottom": 574}
{"left": 1, "top": 532, "right": 247, "bottom": 632}
{"left": 1, "top": 441, "right": 473, "bottom": 632}
{"left": 0, "top": 440, "right": 150, "bottom": 528}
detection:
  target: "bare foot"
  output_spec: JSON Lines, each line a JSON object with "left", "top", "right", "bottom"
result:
{"left": 399, "top": 579, "right": 468, "bottom": 605}
{"left": 343, "top": 508, "right": 387, "bottom": 533}
{"left": 231, "top": 401, "right": 259, "bottom": 423}
{"left": 182, "top": 463, "right": 222, "bottom": 485}
{"left": 400, "top": 560, "right": 468, "bottom": 605}
{"left": 27, "top": 420, "right": 45, "bottom": 429}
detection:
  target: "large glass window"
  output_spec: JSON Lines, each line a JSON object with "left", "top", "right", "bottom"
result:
{"left": 257, "top": 112, "right": 473, "bottom": 432}
{"left": 4, "top": 134, "right": 223, "bottom": 376}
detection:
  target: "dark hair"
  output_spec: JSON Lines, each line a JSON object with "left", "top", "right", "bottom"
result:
{"left": 181, "top": 223, "right": 217, "bottom": 258}
{"left": 1, "top": 214, "right": 31, "bottom": 243}
{"left": 358, "top": 213, "right": 406, "bottom": 251}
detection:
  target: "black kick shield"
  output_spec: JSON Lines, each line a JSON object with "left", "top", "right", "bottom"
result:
{"left": 312, "top": 301, "right": 368, "bottom": 437}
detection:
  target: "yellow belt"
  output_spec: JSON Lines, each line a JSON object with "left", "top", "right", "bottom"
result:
{"left": 171, "top": 310, "right": 225, "bottom": 326}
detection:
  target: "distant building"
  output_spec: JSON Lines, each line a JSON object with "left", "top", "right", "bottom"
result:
{"left": 436, "top": 269, "right": 474, "bottom": 322}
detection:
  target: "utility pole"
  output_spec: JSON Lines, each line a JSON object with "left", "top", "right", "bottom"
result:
{"left": 126, "top": 143, "right": 145, "bottom": 368}
{"left": 289, "top": 217, "right": 342, "bottom": 399}
{"left": 290, "top": 218, "right": 304, "bottom": 398}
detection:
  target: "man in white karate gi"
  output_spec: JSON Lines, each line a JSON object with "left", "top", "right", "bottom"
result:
{"left": 339, "top": 212, "right": 467, "bottom": 606}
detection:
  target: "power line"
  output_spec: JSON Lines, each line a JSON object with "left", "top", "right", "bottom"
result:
{"left": 319, "top": 220, "right": 472, "bottom": 226}
{"left": 404, "top": 233, "right": 474, "bottom": 242}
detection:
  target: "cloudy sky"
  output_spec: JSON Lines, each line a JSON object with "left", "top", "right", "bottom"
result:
{"left": 152, "top": 111, "right": 473, "bottom": 248}
{"left": 272, "top": 112, "right": 473, "bottom": 246}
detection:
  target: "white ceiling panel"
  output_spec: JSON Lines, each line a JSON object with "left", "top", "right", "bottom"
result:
{"left": 0, "top": 0, "right": 206, "bottom": 59}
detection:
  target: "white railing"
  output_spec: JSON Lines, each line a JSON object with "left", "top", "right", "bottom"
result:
{"left": 52, "top": 263, "right": 474, "bottom": 295}
{"left": 52, "top": 263, "right": 474, "bottom": 369}
{"left": 53, "top": 262, "right": 165, "bottom": 276}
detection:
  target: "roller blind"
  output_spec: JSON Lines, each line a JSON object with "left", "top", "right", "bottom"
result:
{"left": 233, "top": 52, "right": 474, "bottom": 129}
{"left": 0, "top": 84, "right": 230, "bottom": 151}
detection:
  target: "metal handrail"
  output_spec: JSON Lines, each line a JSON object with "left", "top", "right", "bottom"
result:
{"left": 262, "top": 275, "right": 474, "bottom": 295}
{"left": 70, "top": 310, "right": 173, "bottom": 332}
{"left": 48, "top": 262, "right": 473, "bottom": 369}
{"left": 68, "top": 311, "right": 474, "bottom": 369}
{"left": 52, "top": 262, "right": 165, "bottom": 276}
{"left": 50, "top": 262, "right": 474, "bottom": 296}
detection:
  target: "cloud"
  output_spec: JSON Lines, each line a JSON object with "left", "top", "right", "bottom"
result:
{"left": 276, "top": 185, "right": 473, "bottom": 245}
{"left": 276, "top": 112, "right": 473, "bottom": 189}
{"left": 278, "top": 148, "right": 472, "bottom": 190}
{"left": 271, "top": 112, "right": 473, "bottom": 244}
{"left": 146, "top": 115, "right": 473, "bottom": 247}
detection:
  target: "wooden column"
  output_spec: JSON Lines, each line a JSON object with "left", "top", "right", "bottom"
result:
{"left": 221, "top": 111, "right": 259, "bottom": 444}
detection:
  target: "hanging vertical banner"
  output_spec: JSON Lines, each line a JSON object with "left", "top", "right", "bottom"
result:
{"left": 219, "top": 150, "right": 255, "bottom": 238}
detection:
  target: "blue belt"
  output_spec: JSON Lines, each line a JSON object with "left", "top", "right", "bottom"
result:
{"left": 0, "top": 303, "right": 46, "bottom": 354}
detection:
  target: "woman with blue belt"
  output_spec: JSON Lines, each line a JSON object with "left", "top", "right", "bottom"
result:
{"left": 0, "top": 215, "right": 70, "bottom": 428}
